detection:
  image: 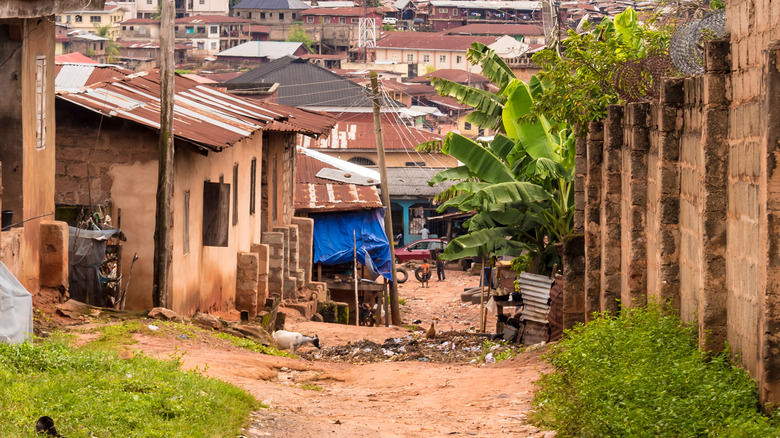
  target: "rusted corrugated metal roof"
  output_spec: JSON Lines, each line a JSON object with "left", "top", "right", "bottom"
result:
{"left": 55, "top": 69, "right": 337, "bottom": 152}
{"left": 295, "top": 183, "right": 382, "bottom": 212}
{"left": 298, "top": 113, "right": 442, "bottom": 150}
{"left": 260, "top": 101, "right": 336, "bottom": 137}
{"left": 295, "top": 151, "right": 382, "bottom": 212}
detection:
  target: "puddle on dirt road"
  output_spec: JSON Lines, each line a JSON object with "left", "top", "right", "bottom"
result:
{"left": 298, "top": 331, "right": 519, "bottom": 364}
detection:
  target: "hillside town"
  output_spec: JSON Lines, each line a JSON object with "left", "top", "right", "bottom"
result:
{"left": 3, "top": 0, "right": 780, "bottom": 436}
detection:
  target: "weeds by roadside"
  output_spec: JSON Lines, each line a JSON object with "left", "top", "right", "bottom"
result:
{"left": 477, "top": 340, "right": 523, "bottom": 363}
{"left": 531, "top": 304, "right": 780, "bottom": 437}
{"left": 0, "top": 337, "right": 258, "bottom": 437}
{"left": 214, "top": 332, "right": 295, "bottom": 358}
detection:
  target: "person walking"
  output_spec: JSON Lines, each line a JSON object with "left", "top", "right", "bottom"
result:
{"left": 436, "top": 254, "right": 445, "bottom": 281}
{"left": 420, "top": 225, "right": 429, "bottom": 240}
{"left": 420, "top": 259, "right": 431, "bottom": 288}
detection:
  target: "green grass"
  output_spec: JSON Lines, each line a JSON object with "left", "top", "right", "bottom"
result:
{"left": 398, "top": 298, "right": 407, "bottom": 306}
{"left": 0, "top": 338, "right": 258, "bottom": 438}
{"left": 477, "top": 340, "right": 522, "bottom": 363}
{"left": 299, "top": 383, "right": 323, "bottom": 391}
{"left": 531, "top": 304, "right": 780, "bottom": 437}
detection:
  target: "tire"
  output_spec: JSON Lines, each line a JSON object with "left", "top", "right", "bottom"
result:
{"left": 415, "top": 266, "right": 425, "bottom": 282}
{"left": 395, "top": 267, "right": 408, "bottom": 284}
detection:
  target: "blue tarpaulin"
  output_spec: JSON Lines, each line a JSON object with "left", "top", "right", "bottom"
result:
{"left": 311, "top": 209, "right": 393, "bottom": 281}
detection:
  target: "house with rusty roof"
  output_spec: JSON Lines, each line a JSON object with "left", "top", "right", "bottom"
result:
{"left": 226, "top": 56, "right": 456, "bottom": 244}
{"left": 54, "top": 64, "right": 336, "bottom": 316}
{"left": 0, "top": 0, "right": 105, "bottom": 307}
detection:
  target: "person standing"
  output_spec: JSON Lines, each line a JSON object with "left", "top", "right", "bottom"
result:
{"left": 436, "top": 254, "right": 445, "bottom": 281}
{"left": 420, "top": 259, "right": 431, "bottom": 288}
{"left": 420, "top": 225, "right": 429, "bottom": 240}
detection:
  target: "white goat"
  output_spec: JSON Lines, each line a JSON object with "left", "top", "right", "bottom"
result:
{"left": 272, "top": 330, "right": 320, "bottom": 353}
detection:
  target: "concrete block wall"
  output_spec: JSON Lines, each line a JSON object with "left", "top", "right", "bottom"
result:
{"left": 576, "top": 2, "right": 780, "bottom": 402}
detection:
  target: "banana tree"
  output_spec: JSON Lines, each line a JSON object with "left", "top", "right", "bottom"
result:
{"left": 422, "top": 77, "right": 575, "bottom": 274}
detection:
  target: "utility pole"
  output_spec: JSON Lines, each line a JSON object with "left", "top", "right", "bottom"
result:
{"left": 153, "top": 0, "right": 175, "bottom": 308}
{"left": 370, "top": 71, "right": 401, "bottom": 325}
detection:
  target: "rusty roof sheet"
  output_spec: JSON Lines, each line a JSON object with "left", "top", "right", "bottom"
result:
{"left": 55, "top": 69, "right": 298, "bottom": 152}
{"left": 295, "top": 182, "right": 383, "bottom": 212}
{"left": 262, "top": 102, "right": 336, "bottom": 137}
{"left": 298, "top": 112, "right": 442, "bottom": 150}
{"left": 295, "top": 153, "right": 383, "bottom": 212}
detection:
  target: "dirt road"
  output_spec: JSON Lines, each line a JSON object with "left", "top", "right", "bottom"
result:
{"left": 133, "top": 269, "right": 552, "bottom": 437}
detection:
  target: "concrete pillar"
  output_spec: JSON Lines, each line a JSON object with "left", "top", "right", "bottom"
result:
{"left": 261, "top": 232, "right": 284, "bottom": 298}
{"left": 236, "top": 251, "right": 260, "bottom": 318}
{"left": 273, "top": 225, "right": 298, "bottom": 299}
{"left": 563, "top": 234, "right": 586, "bottom": 329}
{"left": 648, "top": 78, "right": 684, "bottom": 310}
{"left": 584, "top": 122, "right": 603, "bottom": 320}
{"left": 759, "top": 40, "right": 780, "bottom": 405}
{"left": 574, "top": 132, "right": 587, "bottom": 235}
{"left": 600, "top": 105, "right": 624, "bottom": 314}
{"left": 39, "top": 221, "right": 69, "bottom": 290}
{"left": 251, "top": 243, "right": 269, "bottom": 312}
{"left": 291, "top": 217, "right": 313, "bottom": 287}
{"left": 696, "top": 39, "right": 730, "bottom": 353}
{"left": 621, "top": 102, "right": 651, "bottom": 308}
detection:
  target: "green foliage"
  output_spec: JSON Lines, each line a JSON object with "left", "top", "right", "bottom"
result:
{"left": 299, "top": 383, "right": 323, "bottom": 391}
{"left": 0, "top": 339, "right": 258, "bottom": 437}
{"left": 93, "top": 24, "right": 121, "bottom": 63}
{"left": 531, "top": 8, "right": 672, "bottom": 130}
{"left": 477, "top": 340, "right": 522, "bottom": 363}
{"left": 532, "top": 305, "right": 780, "bottom": 437}
{"left": 213, "top": 332, "right": 295, "bottom": 358}
{"left": 175, "top": 69, "right": 193, "bottom": 75}
{"left": 286, "top": 24, "right": 314, "bottom": 51}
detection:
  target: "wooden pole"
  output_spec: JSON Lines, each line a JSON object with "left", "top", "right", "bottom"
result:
{"left": 370, "top": 71, "right": 401, "bottom": 326}
{"left": 353, "top": 230, "right": 359, "bottom": 326}
{"left": 152, "top": 0, "right": 175, "bottom": 309}
{"left": 479, "top": 254, "right": 486, "bottom": 333}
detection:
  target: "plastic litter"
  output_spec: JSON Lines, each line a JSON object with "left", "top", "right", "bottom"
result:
{"left": 0, "top": 261, "right": 33, "bottom": 344}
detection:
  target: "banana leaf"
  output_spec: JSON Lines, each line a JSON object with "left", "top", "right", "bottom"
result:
{"left": 442, "top": 133, "right": 515, "bottom": 184}
{"left": 502, "top": 80, "right": 557, "bottom": 161}
{"left": 441, "top": 227, "right": 518, "bottom": 260}
{"left": 488, "top": 134, "right": 517, "bottom": 162}
{"left": 427, "top": 165, "right": 472, "bottom": 185}
{"left": 471, "top": 181, "right": 552, "bottom": 206}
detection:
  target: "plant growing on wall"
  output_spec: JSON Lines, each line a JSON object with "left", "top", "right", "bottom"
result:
{"left": 530, "top": 8, "right": 672, "bottom": 130}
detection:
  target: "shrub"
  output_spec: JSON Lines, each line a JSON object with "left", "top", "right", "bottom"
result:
{"left": 531, "top": 304, "right": 780, "bottom": 437}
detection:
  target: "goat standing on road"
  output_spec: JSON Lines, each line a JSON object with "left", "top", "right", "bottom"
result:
{"left": 272, "top": 330, "right": 321, "bottom": 353}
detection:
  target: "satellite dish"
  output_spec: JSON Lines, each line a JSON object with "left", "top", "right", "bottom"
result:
{"left": 541, "top": 0, "right": 558, "bottom": 46}
{"left": 575, "top": 14, "right": 589, "bottom": 34}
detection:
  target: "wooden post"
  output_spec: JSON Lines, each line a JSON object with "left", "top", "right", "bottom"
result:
{"left": 479, "top": 254, "right": 486, "bottom": 333}
{"left": 152, "top": 0, "right": 175, "bottom": 309}
{"left": 353, "top": 230, "right": 359, "bottom": 326}
{"left": 370, "top": 71, "right": 401, "bottom": 325}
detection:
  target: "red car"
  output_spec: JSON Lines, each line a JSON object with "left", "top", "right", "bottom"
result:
{"left": 394, "top": 238, "right": 447, "bottom": 263}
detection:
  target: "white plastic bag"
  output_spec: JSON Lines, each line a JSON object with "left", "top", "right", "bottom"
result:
{"left": 0, "top": 260, "right": 33, "bottom": 344}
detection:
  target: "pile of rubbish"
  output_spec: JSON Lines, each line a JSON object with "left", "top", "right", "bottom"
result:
{"left": 298, "top": 331, "right": 517, "bottom": 364}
